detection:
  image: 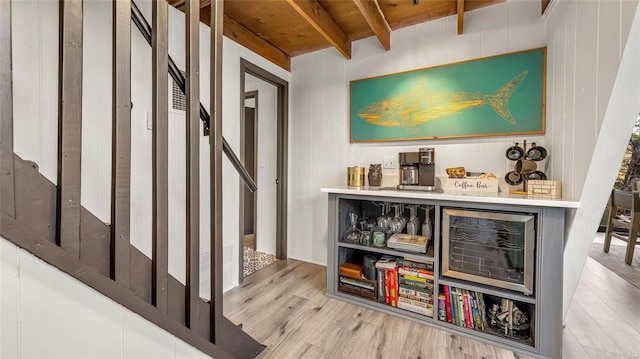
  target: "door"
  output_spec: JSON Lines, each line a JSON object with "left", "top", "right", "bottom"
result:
{"left": 242, "top": 94, "right": 257, "bottom": 250}
{"left": 239, "top": 60, "right": 288, "bottom": 282}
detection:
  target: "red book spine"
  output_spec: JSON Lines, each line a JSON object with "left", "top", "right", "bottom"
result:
{"left": 390, "top": 268, "right": 398, "bottom": 307}
{"left": 443, "top": 285, "right": 452, "bottom": 323}
{"left": 384, "top": 270, "right": 390, "bottom": 304}
{"left": 464, "top": 291, "right": 472, "bottom": 328}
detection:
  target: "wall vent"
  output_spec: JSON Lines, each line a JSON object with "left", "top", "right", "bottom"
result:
{"left": 172, "top": 70, "right": 186, "bottom": 112}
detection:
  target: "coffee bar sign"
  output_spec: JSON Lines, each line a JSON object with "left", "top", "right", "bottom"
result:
{"left": 437, "top": 176, "right": 499, "bottom": 193}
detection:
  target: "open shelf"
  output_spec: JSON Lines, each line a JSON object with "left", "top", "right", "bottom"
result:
{"left": 327, "top": 193, "right": 566, "bottom": 358}
{"left": 337, "top": 241, "right": 435, "bottom": 261}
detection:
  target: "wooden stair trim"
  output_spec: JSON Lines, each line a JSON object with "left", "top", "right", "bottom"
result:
{"left": 0, "top": 212, "right": 235, "bottom": 359}
{"left": 3, "top": 154, "right": 265, "bottom": 358}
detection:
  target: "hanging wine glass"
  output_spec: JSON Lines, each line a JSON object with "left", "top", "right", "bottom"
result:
{"left": 422, "top": 205, "right": 433, "bottom": 242}
{"left": 389, "top": 204, "right": 404, "bottom": 234}
{"left": 406, "top": 205, "right": 420, "bottom": 236}
{"left": 343, "top": 212, "right": 362, "bottom": 243}
{"left": 376, "top": 202, "right": 390, "bottom": 231}
{"left": 398, "top": 204, "right": 408, "bottom": 229}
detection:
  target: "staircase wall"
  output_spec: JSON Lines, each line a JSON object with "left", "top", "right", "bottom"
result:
{"left": 9, "top": 0, "right": 291, "bottom": 301}
{"left": 0, "top": 237, "right": 210, "bottom": 359}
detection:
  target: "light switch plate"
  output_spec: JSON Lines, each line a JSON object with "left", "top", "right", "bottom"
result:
{"left": 383, "top": 156, "right": 396, "bottom": 169}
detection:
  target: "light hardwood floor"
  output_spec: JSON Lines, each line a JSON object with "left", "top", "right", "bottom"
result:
{"left": 224, "top": 240, "right": 640, "bottom": 359}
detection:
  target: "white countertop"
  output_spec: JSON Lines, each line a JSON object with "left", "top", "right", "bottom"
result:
{"left": 321, "top": 186, "right": 580, "bottom": 209}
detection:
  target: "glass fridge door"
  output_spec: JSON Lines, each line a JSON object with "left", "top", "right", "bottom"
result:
{"left": 442, "top": 208, "right": 536, "bottom": 295}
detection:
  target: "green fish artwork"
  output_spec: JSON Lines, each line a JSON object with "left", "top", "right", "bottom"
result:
{"left": 349, "top": 48, "right": 545, "bottom": 142}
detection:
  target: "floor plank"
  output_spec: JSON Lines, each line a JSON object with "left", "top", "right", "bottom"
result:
{"left": 224, "top": 241, "right": 640, "bottom": 358}
{"left": 224, "top": 260, "right": 534, "bottom": 359}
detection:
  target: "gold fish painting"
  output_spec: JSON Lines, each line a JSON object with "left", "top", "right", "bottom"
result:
{"left": 349, "top": 48, "right": 545, "bottom": 142}
{"left": 357, "top": 71, "right": 527, "bottom": 132}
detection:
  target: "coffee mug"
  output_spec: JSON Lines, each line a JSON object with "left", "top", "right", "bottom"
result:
{"left": 360, "top": 231, "right": 372, "bottom": 246}
{"left": 515, "top": 158, "right": 537, "bottom": 175}
{"left": 372, "top": 231, "right": 385, "bottom": 247}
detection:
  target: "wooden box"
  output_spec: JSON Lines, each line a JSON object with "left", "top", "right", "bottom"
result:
{"left": 527, "top": 180, "right": 562, "bottom": 199}
{"left": 437, "top": 176, "right": 499, "bottom": 193}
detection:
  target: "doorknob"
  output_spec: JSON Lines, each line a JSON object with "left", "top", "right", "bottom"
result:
{"left": 276, "top": 179, "right": 279, "bottom": 185}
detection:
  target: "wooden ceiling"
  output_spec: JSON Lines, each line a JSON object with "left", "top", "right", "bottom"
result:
{"left": 167, "top": 0, "right": 517, "bottom": 71}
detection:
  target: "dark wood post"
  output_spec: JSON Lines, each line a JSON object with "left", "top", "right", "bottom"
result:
{"left": 0, "top": 0, "right": 15, "bottom": 218}
{"left": 209, "top": 0, "right": 224, "bottom": 344}
{"left": 186, "top": 0, "right": 201, "bottom": 332}
{"left": 111, "top": 0, "right": 132, "bottom": 287}
{"left": 56, "top": 0, "right": 83, "bottom": 256}
{"left": 152, "top": 0, "right": 169, "bottom": 314}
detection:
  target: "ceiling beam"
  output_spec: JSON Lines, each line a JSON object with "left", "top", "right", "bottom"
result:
{"left": 352, "top": 0, "right": 390, "bottom": 51}
{"left": 167, "top": 0, "right": 210, "bottom": 10}
{"left": 457, "top": 0, "right": 464, "bottom": 35}
{"left": 286, "top": 0, "right": 352, "bottom": 59}
{"left": 223, "top": 15, "right": 291, "bottom": 71}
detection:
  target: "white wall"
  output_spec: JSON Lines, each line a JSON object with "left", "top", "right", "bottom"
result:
{"left": 544, "top": 0, "right": 640, "bottom": 315}
{"left": 289, "top": 0, "right": 547, "bottom": 265}
{"left": 6, "top": 0, "right": 291, "bottom": 351}
{"left": 9, "top": 0, "right": 290, "bottom": 296}
{"left": 245, "top": 74, "right": 278, "bottom": 256}
{"left": 0, "top": 238, "right": 211, "bottom": 359}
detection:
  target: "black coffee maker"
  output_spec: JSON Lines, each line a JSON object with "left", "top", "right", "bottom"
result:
{"left": 397, "top": 147, "right": 436, "bottom": 191}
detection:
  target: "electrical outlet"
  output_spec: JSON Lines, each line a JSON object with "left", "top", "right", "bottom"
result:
{"left": 383, "top": 156, "right": 396, "bottom": 169}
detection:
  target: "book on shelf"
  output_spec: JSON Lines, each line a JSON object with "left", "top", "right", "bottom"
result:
{"left": 397, "top": 296, "right": 434, "bottom": 317}
{"left": 439, "top": 285, "right": 487, "bottom": 331}
{"left": 397, "top": 258, "right": 434, "bottom": 272}
{"left": 399, "top": 277, "right": 433, "bottom": 290}
{"left": 374, "top": 257, "right": 397, "bottom": 270}
{"left": 443, "top": 285, "right": 452, "bottom": 323}
{"left": 376, "top": 268, "right": 385, "bottom": 303}
{"left": 463, "top": 290, "right": 472, "bottom": 329}
{"left": 398, "top": 291, "right": 432, "bottom": 304}
{"left": 399, "top": 286, "right": 432, "bottom": 300}
{"left": 397, "top": 267, "right": 434, "bottom": 280}
{"left": 339, "top": 276, "right": 375, "bottom": 291}
{"left": 389, "top": 267, "right": 398, "bottom": 307}
{"left": 339, "top": 262, "right": 364, "bottom": 278}
{"left": 339, "top": 283, "right": 376, "bottom": 300}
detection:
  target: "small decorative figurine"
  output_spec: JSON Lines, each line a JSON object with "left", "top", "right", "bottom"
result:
{"left": 368, "top": 164, "right": 382, "bottom": 186}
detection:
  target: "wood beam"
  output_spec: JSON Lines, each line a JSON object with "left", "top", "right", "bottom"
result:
{"left": 286, "top": 0, "right": 351, "bottom": 59}
{"left": 457, "top": 0, "right": 464, "bottom": 35}
{"left": 222, "top": 14, "right": 291, "bottom": 71}
{"left": 352, "top": 0, "right": 390, "bottom": 51}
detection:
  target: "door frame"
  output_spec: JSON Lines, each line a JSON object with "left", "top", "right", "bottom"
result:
{"left": 240, "top": 90, "right": 258, "bottom": 250}
{"left": 239, "top": 59, "right": 288, "bottom": 283}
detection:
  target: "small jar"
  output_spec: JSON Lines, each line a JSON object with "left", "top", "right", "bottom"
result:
{"left": 347, "top": 166, "right": 365, "bottom": 187}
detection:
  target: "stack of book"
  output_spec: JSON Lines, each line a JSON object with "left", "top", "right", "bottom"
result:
{"left": 338, "top": 262, "right": 377, "bottom": 300}
{"left": 374, "top": 257, "right": 398, "bottom": 306}
{"left": 396, "top": 259, "right": 434, "bottom": 317}
{"left": 386, "top": 234, "right": 429, "bottom": 253}
{"left": 440, "top": 285, "right": 487, "bottom": 331}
